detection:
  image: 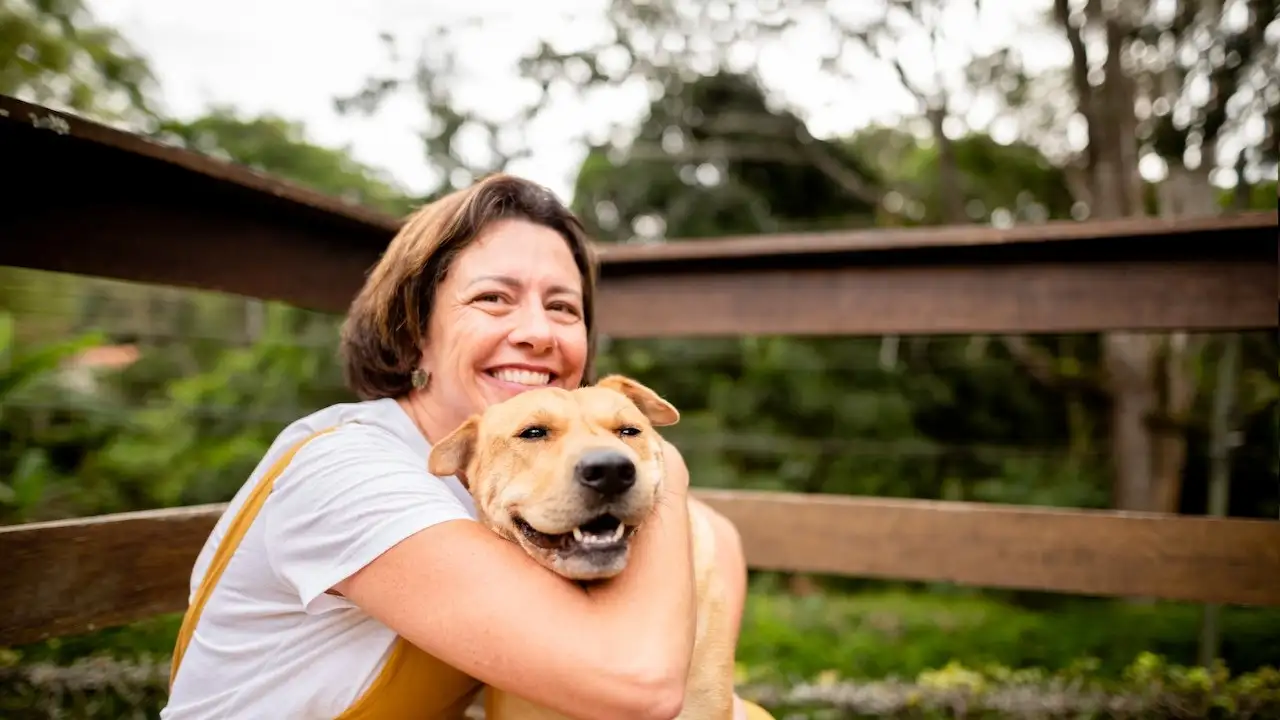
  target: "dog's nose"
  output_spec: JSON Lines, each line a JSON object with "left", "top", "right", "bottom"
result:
{"left": 575, "top": 449, "right": 637, "bottom": 497}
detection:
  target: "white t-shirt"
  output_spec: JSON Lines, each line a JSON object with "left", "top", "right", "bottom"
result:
{"left": 161, "top": 398, "right": 478, "bottom": 720}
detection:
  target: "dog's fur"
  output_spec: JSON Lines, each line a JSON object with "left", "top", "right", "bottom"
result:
{"left": 428, "top": 375, "right": 735, "bottom": 719}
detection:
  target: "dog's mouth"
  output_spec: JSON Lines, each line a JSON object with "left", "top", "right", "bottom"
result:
{"left": 511, "top": 513, "right": 635, "bottom": 553}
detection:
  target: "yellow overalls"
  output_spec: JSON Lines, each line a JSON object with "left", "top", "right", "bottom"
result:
{"left": 168, "top": 428, "right": 775, "bottom": 719}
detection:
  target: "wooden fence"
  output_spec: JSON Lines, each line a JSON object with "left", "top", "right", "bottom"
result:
{"left": 2, "top": 94, "right": 1278, "bottom": 648}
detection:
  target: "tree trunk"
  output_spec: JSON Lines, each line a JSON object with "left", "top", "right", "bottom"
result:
{"left": 1102, "top": 332, "right": 1158, "bottom": 510}
{"left": 1198, "top": 333, "right": 1241, "bottom": 666}
{"left": 928, "top": 107, "right": 965, "bottom": 224}
{"left": 1093, "top": 8, "right": 1160, "bottom": 513}
{"left": 1151, "top": 332, "right": 1202, "bottom": 513}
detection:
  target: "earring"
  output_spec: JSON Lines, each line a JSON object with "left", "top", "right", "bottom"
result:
{"left": 410, "top": 368, "right": 430, "bottom": 390}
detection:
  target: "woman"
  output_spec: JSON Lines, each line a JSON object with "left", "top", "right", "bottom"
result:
{"left": 162, "top": 173, "right": 772, "bottom": 720}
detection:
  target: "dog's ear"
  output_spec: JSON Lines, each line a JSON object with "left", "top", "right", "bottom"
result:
{"left": 595, "top": 375, "right": 680, "bottom": 427}
{"left": 428, "top": 416, "right": 480, "bottom": 486}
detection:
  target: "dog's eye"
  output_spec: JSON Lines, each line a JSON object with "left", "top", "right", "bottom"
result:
{"left": 517, "top": 425, "right": 549, "bottom": 440}
{"left": 617, "top": 426, "right": 641, "bottom": 437}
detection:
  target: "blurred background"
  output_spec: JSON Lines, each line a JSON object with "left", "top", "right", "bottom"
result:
{"left": 1, "top": 0, "right": 1277, "bottom": 717}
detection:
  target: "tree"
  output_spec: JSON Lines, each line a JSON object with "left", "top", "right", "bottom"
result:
{"left": 154, "top": 108, "right": 420, "bottom": 217}
{"left": 1025, "top": 0, "right": 1277, "bottom": 513}
{"left": 0, "top": 0, "right": 157, "bottom": 127}
{"left": 574, "top": 71, "right": 881, "bottom": 243}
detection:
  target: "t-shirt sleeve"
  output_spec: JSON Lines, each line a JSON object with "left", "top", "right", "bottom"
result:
{"left": 261, "top": 423, "right": 474, "bottom": 613}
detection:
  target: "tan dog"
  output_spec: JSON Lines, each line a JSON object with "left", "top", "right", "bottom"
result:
{"left": 428, "top": 375, "right": 735, "bottom": 720}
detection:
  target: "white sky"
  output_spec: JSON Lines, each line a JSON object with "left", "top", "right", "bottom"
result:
{"left": 85, "top": 0, "right": 1078, "bottom": 202}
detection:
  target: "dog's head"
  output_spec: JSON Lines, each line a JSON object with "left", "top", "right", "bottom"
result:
{"left": 428, "top": 374, "right": 680, "bottom": 580}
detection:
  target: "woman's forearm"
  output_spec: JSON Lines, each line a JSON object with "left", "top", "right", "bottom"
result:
{"left": 585, "top": 482, "right": 697, "bottom": 706}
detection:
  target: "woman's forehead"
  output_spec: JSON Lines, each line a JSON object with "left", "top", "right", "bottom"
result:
{"left": 452, "top": 221, "right": 582, "bottom": 287}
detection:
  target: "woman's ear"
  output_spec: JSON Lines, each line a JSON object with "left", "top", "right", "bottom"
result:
{"left": 428, "top": 416, "right": 479, "bottom": 486}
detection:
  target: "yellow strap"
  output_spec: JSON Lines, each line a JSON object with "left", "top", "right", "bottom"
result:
{"left": 742, "top": 700, "right": 778, "bottom": 720}
{"left": 169, "top": 427, "right": 339, "bottom": 689}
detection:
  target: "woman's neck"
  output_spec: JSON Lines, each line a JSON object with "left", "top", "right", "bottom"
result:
{"left": 395, "top": 392, "right": 461, "bottom": 447}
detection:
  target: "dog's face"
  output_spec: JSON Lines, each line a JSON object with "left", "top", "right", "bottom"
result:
{"left": 428, "top": 375, "right": 680, "bottom": 580}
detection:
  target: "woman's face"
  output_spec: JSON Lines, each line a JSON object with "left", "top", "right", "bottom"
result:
{"left": 418, "top": 218, "right": 589, "bottom": 434}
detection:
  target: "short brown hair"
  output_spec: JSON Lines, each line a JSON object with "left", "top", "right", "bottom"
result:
{"left": 340, "top": 173, "right": 599, "bottom": 400}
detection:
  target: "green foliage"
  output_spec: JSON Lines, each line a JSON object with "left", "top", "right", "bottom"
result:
{"left": 572, "top": 72, "right": 881, "bottom": 243}
{"left": 741, "top": 653, "right": 1280, "bottom": 719}
{"left": 0, "top": 0, "right": 156, "bottom": 123}
{"left": 735, "top": 589, "right": 1280, "bottom": 686}
{"left": 1217, "top": 180, "right": 1279, "bottom": 212}
{"left": 92, "top": 305, "right": 352, "bottom": 509}
{"left": 844, "top": 126, "right": 1078, "bottom": 226}
{"left": 153, "top": 108, "right": 418, "bottom": 217}
{"left": 0, "top": 311, "right": 107, "bottom": 520}
{"left": 6, "top": 591, "right": 1279, "bottom": 719}
{"left": 595, "top": 334, "right": 1117, "bottom": 510}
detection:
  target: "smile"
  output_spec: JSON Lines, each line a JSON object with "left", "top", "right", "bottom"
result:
{"left": 487, "top": 367, "right": 556, "bottom": 387}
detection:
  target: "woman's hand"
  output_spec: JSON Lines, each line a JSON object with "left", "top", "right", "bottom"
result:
{"left": 659, "top": 439, "right": 691, "bottom": 494}
{"left": 334, "top": 442, "right": 698, "bottom": 720}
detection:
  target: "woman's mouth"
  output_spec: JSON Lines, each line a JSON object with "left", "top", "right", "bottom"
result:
{"left": 487, "top": 367, "right": 556, "bottom": 387}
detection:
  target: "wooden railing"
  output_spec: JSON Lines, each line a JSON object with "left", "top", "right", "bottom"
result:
{"left": 2, "top": 94, "right": 1278, "bottom": 649}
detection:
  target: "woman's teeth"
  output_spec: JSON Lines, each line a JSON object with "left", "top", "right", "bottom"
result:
{"left": 492, "top": 368, "right": 551, "bottom": 386}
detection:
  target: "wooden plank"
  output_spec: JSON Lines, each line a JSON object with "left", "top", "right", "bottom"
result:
{"left": 697, "top": 490, "right": 1280, "bottom": 607}
{"left": 0, "top": 96, "right": 390, "bottom": 314}
{"left": 0, "top": 95, "right": 400, "bottom": 233}
{"left": 596, "top": 212, "right": 1278, "bottom": 265}
{"left": 597, "top": 257, "right": 1275, "bottom": 337}
{"left": 2, "top": 95, "right": 1275, "bottom": 333}
{"left": 4, "top": 492, "right": 1279, "bottom": 646}
{"left": 0, "top": 504, "right": 223, "bottom": 647}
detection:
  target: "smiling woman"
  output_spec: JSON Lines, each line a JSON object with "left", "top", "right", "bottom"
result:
{"left": 160, "top": 173, "right": 771, "bottom": 720}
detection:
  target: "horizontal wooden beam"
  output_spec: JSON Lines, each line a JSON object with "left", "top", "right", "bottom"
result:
{"left": 3, "top": 491, "right": 1277, "bottom": 647}
{"left": 0, "top": 504, "right": 223, "bottom": 647}
{"left": 595, "top": 212, "right": 1277, "bottom": 265}
{"left": 0, "top": 96, "right": 391, "bottom": 315}
{"left": 2, "top": 96, "right": 1275, "bottom": 335}
{"left": 696, "top": 490, "right": 1280, "bottom": 607}
{"left": 596, "top": 256, "right": 1274, "bottom": 337}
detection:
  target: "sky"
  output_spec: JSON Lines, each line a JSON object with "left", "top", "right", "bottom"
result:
{"left": 84, "top": 0, "right": 1072, "bottom": 203}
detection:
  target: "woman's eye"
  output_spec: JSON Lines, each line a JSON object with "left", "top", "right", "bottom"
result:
{"left": 549, "top": 302, "right": 581, "bottom": 316}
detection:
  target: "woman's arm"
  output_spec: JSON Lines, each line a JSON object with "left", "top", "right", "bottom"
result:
{"left": 689, "top": 495, "right": 748, "bottom": 645}
{"left": 334, "top": 442, "right": 697, "bottom": 720}
{"left": 688, "top": 495, "right": 751, "bottom": 720}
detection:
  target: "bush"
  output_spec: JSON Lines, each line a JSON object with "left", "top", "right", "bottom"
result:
{"left": 734, "top": 588, "right": 1280, "bottom": 685}
{"left": 4, "top": 652, "right": 1277, "bottom": 719}
{"left": 740, "top": 654, "right": 1280, "bottom": 719}
{"left": 6, "top": 588, "right": 1279, "bottom": 718}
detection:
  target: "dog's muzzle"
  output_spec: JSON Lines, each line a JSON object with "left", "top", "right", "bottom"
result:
{"left": 574, "top": 449, "right": 637, "bottom": 500}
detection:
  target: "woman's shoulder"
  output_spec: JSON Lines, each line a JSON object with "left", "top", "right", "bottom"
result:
{"left": 280, "top": 397, "right": 428, "bottom": 464}
{"left": 262, "top": 397, "right": 476, "bottom": 536}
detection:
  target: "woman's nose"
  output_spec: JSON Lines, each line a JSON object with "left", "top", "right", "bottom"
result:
{"left": 508, "top": 304, "right": 555, "bottom": 352}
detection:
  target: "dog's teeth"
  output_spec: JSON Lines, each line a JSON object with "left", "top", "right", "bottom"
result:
{"left": 571, "top": 522, "right": 625, "bottom": 546}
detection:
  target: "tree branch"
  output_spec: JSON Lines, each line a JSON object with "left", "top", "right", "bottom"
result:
{"left": 1001, "top": 335, "right": 1108, "bottom": 397}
